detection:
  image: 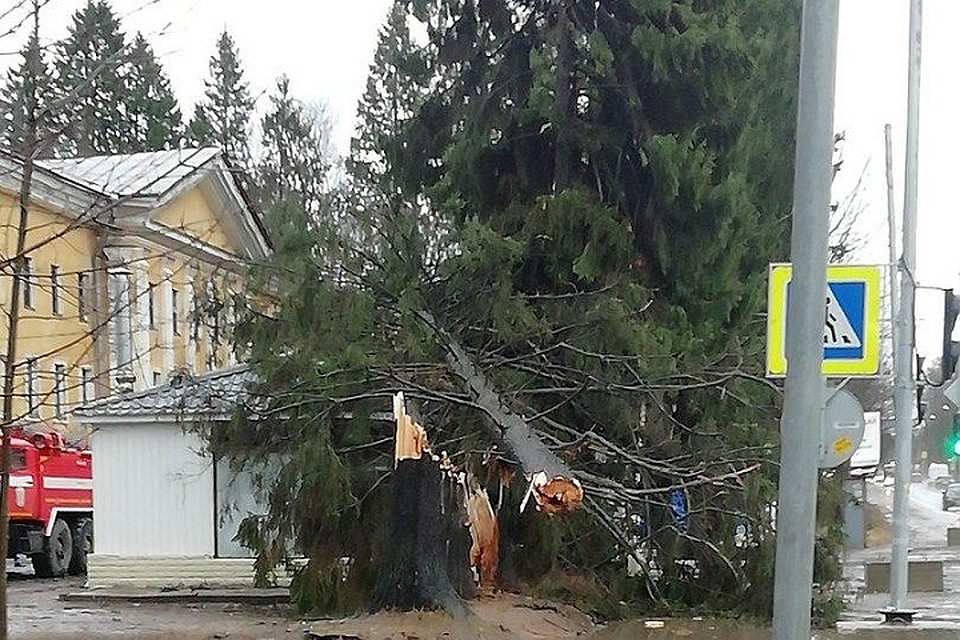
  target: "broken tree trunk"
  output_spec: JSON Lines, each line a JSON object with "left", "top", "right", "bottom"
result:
{"left": 373, "top": 393, "right": 469, "bottom": 619}
{"left": 435, "top": 324, "right": 584, "bottom": 516}
{"left": 465, "top": 484, "right": 499, "bottom": 592}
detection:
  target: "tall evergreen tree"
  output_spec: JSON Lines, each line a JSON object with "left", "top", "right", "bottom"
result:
{"left": 121, "top": 33, "right": 183, "bottom": 152}
{"left": 220, "top": 0, "right": 829, "bottom": 619}
{"left": 0, "top": 34, "right": 53, "bottom": 155}
{"left": 50, "top": 0, "right": 128, "bottom": 156}
{"left": 253, "top": 76, "right": 329, "bottom": 217}
{"left": 341, "top": 2, "right": 443, "bottom": 268}
{"left": 189, "top": 31, "right": 254, "bottom": 168}
{"left": 348, "top": 3, "right": 430, "bottom": 197}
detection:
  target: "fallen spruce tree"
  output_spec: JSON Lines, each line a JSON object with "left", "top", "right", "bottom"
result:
{"left": 375, "top": 349, "right": 584, "bottom": 615}
{"left": 210, "top": 0, "right": 841, "bottom": 617}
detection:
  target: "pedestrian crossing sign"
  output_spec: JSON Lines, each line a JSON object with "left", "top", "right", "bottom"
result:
{"left": 766, "top": 263, "right": 882, "bottom": 377}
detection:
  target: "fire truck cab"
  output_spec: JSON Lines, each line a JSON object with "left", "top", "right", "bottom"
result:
{"left": 7, "top": 429, "right": 93, "bottom": 577}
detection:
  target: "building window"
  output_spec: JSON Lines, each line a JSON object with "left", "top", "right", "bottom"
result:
{"left": 148, "top": 283, "right": 156, "bottom": 329}
{"left": 80, "top": 367, "right": 93, "bottom": 404}
{"left": 77, "top": 272, "right": 88, "bottom": 322}
{"left": 24, "top": 358, "right": 37, "bottom": 416}
{"left": 50, "top": 265, "right": 61, "bottom": 316}
{"left": 21, "top": 258, "right": 33, "bottom": 309}
{"left": 153, "top": 371, "right": 161, "bottom": 386}
{"left": 53, "top": 363, "right": 65, "bottom": 419}
{"left": 190, "top": 288, "right": 200, "bottom": 341}
{"left": 171, "top": 288, "right": 180, "bottom": 336}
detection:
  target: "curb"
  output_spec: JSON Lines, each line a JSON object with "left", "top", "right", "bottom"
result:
{"left": 59, "top": 589, "right": 290, "bottom": 605}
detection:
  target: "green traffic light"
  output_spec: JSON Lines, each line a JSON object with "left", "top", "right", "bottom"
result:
{"left": 945, "top": 434, "right": 960, "bottom": 458}
{"left": 947, "top": 435, "right": 960, "bottom": 458}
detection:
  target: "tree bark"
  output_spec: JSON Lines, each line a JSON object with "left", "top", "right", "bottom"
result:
{"left": 374, "top": 394, "right": 468, "bottom": 618}
{"left": 0, "top": 7, "right": 40, "bottom": 638}
{"left": 416, "top": 311, "right": 584, "bottom": 515}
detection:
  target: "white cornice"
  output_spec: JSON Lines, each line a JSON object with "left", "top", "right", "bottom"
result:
{"left": 143, "top": 220, "right": 244, "bottom": 266}
{"left": 210, "top": 161, "right": 271, "bottom": 260}
{"left": 0, "top": 149, "right": 271, "bottom": 267}
{"left": 0, "top": 155, "right": 104, "bottom": 220}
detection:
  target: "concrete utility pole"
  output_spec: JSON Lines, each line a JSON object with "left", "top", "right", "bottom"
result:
{"left": 884, "top": 124, "right": 898, "bottom": 339}
{"left": 771, "top": 1, "right": 839, "bottom": 639}
{"left": 890, "top": 0, "right": 923, "bottom": 614}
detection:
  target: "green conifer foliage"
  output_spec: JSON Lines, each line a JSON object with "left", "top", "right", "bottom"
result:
{"left": 406, "top": 0, "right": 804, "bottom": 611}
{"left": 50, "top": 2, "right": 182, "bottom": 155}
{"left": 0, "top": 34, "right": 53, "bottom": 155}
{"left": 221, "top": 0, "right": 826, "bottom": 617}
{"left": 122, "top": 33, "right": 183, "bottom": 152}
{"left": 50, "top": 0, "right": 128, "bottom": 155}
{"left": 189, "top": 31, "right": 254, "bottom": 168}
{"left": 253, "top": 76, "right": 329, "bottom": 217}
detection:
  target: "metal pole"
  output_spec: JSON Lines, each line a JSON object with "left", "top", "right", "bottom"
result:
{"left": 890, "top": 0, "right": 922, "bottom": 612}
{"left": 884, "top": 124, "right": 898, "bottom": 340}
{"left": 771, "top": 1, "right": 839, "bottom": 638}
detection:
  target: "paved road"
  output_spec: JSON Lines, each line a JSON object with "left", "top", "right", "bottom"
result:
{"left": 5, "top": 571, "right": 297, "bottom": 639}
{"left": 844, "top": 478, "right": 960, "bottom": 623}
{"left": 866, "top": 480, "right": 960, "bottom": 549}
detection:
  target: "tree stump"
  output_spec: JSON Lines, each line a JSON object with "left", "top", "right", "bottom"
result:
{"left": 373, "top": 393, "right": 469, "bottom": 618}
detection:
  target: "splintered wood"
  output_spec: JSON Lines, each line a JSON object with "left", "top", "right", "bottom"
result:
{"left": 434, "top": 332, "right": 584, "bottom": 516}
{"left": 390, "top": 392, "right": 584, "bottom": 595}
{"left": 393, "top": 392, "right": 429, "bottom": 463}
{"left": 392, "top": 392, "right": 501, "bottom": 591}
{"left": 465, "top": 485, "right": 499, "bottom": 591}
{"left": 521, "top": 471, "right": 584, "bottom": 516}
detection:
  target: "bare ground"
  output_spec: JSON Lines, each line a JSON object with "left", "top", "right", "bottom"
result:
{"left": 7, "top": 568, "right": 595, "bottom": 640}
{"left": 304, "top": 593, "right": 596, "bottom": 640}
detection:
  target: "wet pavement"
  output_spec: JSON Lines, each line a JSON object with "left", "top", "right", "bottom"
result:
{"left": 841, "top": 479, "right": 960, "bottom": 629}
{"left": 7, "top": 570, "right": 296, "bottom": 639}
{"left": 8, "top": 477, "right": 960, "bottom": 638}
{"left": 595, "top": 619, "right": 960, "bottom": 640}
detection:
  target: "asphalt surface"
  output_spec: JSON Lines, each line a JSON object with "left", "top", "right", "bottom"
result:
{"left": 6, "top": 568, "right": 296, "bottom": 639}
{"left": 5, "top": 478, "right": 960, "bottom": 638}
{"left": 843, "top": 478, "right": 960, "bottom": 625}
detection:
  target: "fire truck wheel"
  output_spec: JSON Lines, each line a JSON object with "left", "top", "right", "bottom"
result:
{"left": 68, "top": 519, "right": 93, "bottom": 575}
{"left": 32, "top": 519, "right": 73, "bottom": 578}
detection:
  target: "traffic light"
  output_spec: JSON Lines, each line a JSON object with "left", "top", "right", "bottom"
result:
{"left": 942, "top": 289, "right": 960, "bottom": 383}
{"left": 947, "top": 415, "right": 960, "bottom": 459}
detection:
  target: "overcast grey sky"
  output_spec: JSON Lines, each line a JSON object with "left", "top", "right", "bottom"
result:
{"left": 833, "top": 0, "right": 960, "bottom": 357}
{"left": 1, "top": 0, "right": 957, "bottom": 356}
{"left": 1, "top": 0, "right": 393, "bottom": 152}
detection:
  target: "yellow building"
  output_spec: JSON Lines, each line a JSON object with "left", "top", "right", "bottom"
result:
{"left": 0, "top": 148, "right": 271, "bottom": 427}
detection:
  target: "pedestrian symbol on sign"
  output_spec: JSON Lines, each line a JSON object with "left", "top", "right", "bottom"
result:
{"left": 823, "top": 288, "right": 862, "bottom": 348}
{"left": 765, "top": 263, "right": 881, "bottom": 377}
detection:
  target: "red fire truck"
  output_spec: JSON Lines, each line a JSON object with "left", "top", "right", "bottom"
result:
{"left": 7, "top": 429, "right": 93, "bottom": 577}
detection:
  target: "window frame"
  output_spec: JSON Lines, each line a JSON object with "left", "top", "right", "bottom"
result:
{"left": 10, "top": 449, "right": 26, "bottom": 472}
{"left": 171, "top": 288, "right": 181, "bottom": 336}
{"left": 52, "top": 363, "right": 66, "bottom": 419}
{"left": 77, "top": 271, "right": 88, "bottom": 322}
{"left": 190, "top": 285, "right": 200, "bottom": 341}
{"left": 21, "top": 258, "right": 33, "bottom": 310}
{"left": 148, "top": 283, "right": 156, "bottom": 329}
{"left": 80, "top": 366, "right": 93, "bottom": 405}
{"left": 24, "top": 358, "right": 37, "bottom": 416}
{"left": 50, "top": 265, "right": 61, "bottom": 316}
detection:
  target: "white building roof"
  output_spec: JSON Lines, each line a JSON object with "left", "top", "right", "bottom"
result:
{"left": 39, "top": 148, "right": 220, "bottom": 199}
{"left": 74, "top": 365, "right": 256, "bottom": 422}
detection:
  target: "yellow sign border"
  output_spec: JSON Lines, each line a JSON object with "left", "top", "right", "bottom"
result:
{"left": 766, "top": 263, "right": 882, "bottom": 377}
